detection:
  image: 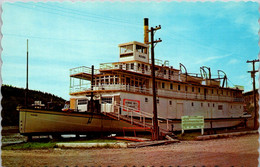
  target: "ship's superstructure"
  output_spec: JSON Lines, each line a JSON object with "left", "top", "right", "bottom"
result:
{"left": 69, "top": 19, "right": 244, "bottom": 130}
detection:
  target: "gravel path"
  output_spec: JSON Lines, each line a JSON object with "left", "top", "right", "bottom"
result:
{"left": 2, "top": 134, "right": 258, "bottom": 167}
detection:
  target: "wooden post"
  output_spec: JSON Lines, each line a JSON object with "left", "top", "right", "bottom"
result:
{"left": 247, "top": 59, "right": 259, "bottom": 130}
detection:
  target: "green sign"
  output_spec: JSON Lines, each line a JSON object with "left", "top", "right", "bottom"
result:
{"left": 181, "top": 116, "right": 204, "bottom": 135}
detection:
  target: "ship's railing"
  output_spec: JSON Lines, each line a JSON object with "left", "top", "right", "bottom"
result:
{"left": 70, "top": 84, "right": 243, "bottom": 102}
{"left": 102, "top": 102, "right": 154, "bottom": 128}
{"left": 100, "top": 62, "right": 152, "bottom": 75}
{"left": 149, "top": 58, "right": 163, "bottom": 66}
{"left": 70, "top": 66, "right": 100, "bottom": 75}
{"left": 100, "top": 63, "right": 114, "bottom": 70}
{"left": 70, "top": 86, "right": 90, "bottom": 93}
{"left": 102, "top": 102, "right": 168, "bottom": 130}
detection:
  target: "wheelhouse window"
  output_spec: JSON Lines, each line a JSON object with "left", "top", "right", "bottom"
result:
{"left": 136, "top": 45, "right": 147, "bottom": 54}
{"left": 120, "top": 45, "right": 133, "bottom": 54}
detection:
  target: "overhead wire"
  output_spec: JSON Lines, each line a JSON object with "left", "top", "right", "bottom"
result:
{"left": 5, "top": 3, "right": 142, "bottom": 42}
{"left": 3, "top": 33, "right": 101, "bottom": 42}
{"left": 7, "top": 2, "right": 142, "bottom": 29}
{"left": 37, "top": 3, "right": 138, "bottom": 26}
{"left": 162, "top": 28, "right": 235, "bottom": 57}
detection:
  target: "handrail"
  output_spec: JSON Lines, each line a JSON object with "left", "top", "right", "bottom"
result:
{"left": 70, "top": 66, "right": 99, "bottom": 75}
{"left": 70, "top": 84, "right": 243, "bottom": 102}
{"left": 102, "top": 101, "right": 168, "bottom": 130}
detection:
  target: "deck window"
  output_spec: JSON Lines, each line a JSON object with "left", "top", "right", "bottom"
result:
{"left": 131, "top": 63, "right": 134, "bottom": 70}
{"left": 78, "top": 99, "right": 88, "bottom": 105}
{"left": 185, "top": 86, "right": 188, "bottom": 91}
{"left": 162, "top": 82, "right": 165, "bottom": 89}
{"left": 101, "top": 97, "right": 112, "bottom": 104}
{"left": 218, "top": 105, "right": 223, "bottom": 110}
{"left": 145, "top": 97, "right": 148, "bottom": 102}
{"left": 178, "top": 85, "right": 181, "bottom": 91}
{"left": 169, "top": 101, "right": 172, "bottom": 105}
{"left": 198, "top": 88, "right": 200, "bottom": 93}
{"left": 170, "top": 83, "right": 173, "bottom": 90}
{"left": 191, "top": 102, "right": 194, "bottom": 106}
{"left": 192, "top": 87, "right": 194, "bottom": 92}
{"left": 201, "top": 103, "right": 203, "bottom": 107}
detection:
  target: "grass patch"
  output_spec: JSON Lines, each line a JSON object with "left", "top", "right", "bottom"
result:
{"left": 2, "top": 139, "right": 128, "bottom": 150}
{"left": 176, "top": 132, "right": 202, "bottom": 140}
{"left": 2, "top": 142, "right": 57, "bottom": 150}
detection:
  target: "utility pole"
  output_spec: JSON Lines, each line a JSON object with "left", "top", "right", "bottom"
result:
{"left": 247, "top": 59, "right": 259, "bottom": 130}
{"left": 25, "top": 39, "right": 29, "bottom": 107}
{"left": 147, "top": 23, "right": 162, "bottom": 140}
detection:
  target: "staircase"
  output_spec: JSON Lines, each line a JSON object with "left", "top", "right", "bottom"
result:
{"left": 102, "top": 103, "right": 175, "bottom": 139}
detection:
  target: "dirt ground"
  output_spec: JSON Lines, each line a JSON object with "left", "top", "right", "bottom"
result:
{"left": 1, "top": 134, "right": 259, "bottom": 167}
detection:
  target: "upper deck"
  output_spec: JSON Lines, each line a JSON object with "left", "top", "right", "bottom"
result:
{"left": 69, "top": 40, "right": 243, "bottom": 102}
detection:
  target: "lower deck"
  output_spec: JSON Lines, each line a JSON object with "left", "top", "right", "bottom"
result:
{"left": 70, "top": 91, "right": 245, "bottom": 120}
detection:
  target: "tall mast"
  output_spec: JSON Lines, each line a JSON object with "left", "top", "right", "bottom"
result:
{"left": 25, "top": 39, "right": 29, "bottom": 107}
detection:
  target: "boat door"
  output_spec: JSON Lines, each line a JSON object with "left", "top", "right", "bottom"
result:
{"left": 77, "top": 99, "right": 88, "bottom": 112}
{"left": 114, "top": 95, "right": 120, "bottom": 113}
{"left": 176, "top": 103, "right": 183, "bottom": 119}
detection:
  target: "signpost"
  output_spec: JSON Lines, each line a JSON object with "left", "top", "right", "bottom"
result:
{"left": 181, "top": 116, "right": 204, "bottom": 135}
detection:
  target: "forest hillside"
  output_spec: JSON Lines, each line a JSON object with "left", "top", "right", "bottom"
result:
{"left": 1, "top": 85, "right": 65, "bottom": 126}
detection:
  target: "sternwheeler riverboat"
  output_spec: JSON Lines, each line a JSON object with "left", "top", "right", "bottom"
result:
{"left": 18, "top": 18, "right": 249, "bottom": 137}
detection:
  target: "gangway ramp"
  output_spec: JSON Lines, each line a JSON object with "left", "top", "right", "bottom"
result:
{"left": 102, "top": 103, "right": 175, "bottom": 139}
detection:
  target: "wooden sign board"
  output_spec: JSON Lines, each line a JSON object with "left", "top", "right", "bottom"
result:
{"left": 181, "top": 116, "right": 204, "bottom": 135}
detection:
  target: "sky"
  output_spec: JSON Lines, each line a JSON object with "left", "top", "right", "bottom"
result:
{"left": 1, "top": 1, "right": 259, "bottom": 100}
